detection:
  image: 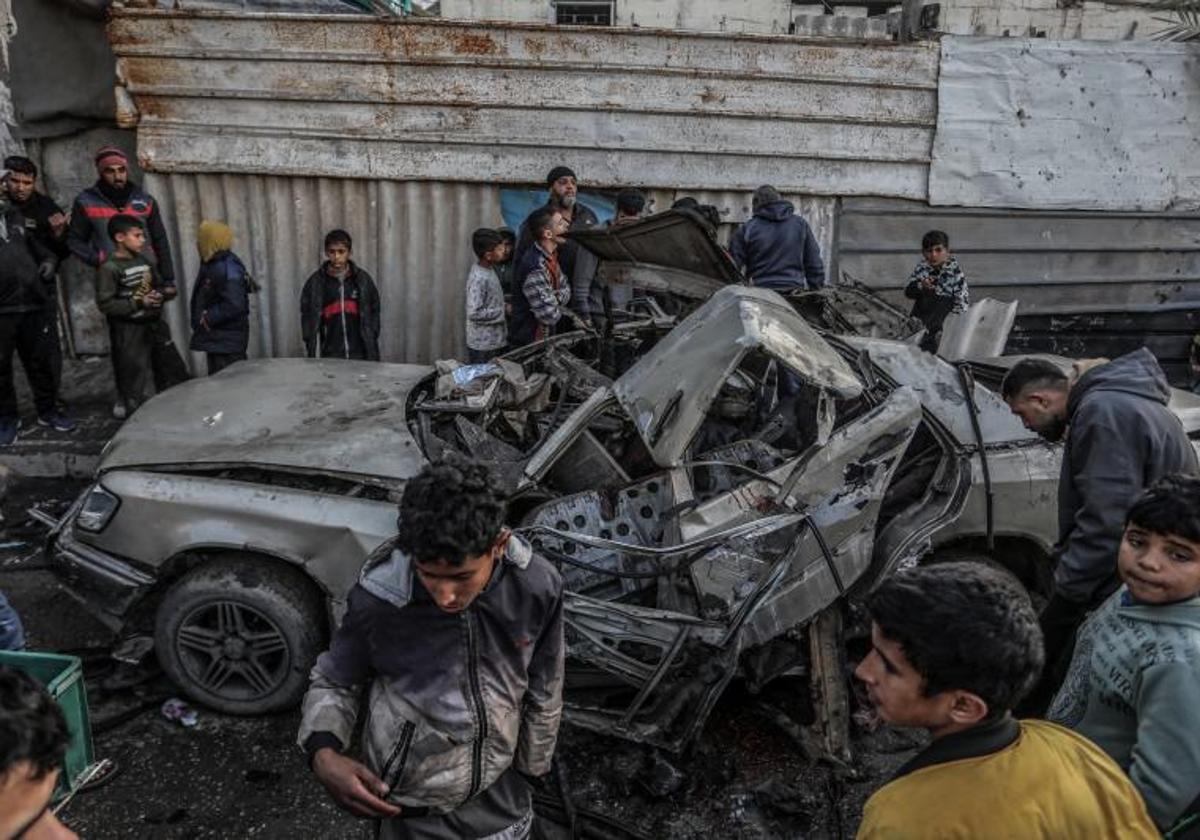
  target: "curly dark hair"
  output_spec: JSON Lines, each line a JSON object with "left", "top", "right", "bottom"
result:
{"left": 394, "top": 455, "right": 507, "bottom": 565}
{"left": 1127, "top": 474, "right": 1200, "bottom": 544}
{"left": 867, "top": 561, "right": 1043, "bottom": 719}
{"left": 0, "top": 666, "right": 69, "bottom": 781}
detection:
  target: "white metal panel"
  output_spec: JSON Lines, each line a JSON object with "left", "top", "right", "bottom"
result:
{"left": 110, "top": 9, "right": 938, "bottom": 199}
{"left": 930, "top": 36, "right": 1200, "bottom": 212}
{"left": 147, "top": 172, "right": 502, "bottom": 368}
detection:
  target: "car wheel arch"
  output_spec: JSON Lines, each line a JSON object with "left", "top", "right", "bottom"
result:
{"left": 120, "top": 547, "right": 335, "bottom": 636}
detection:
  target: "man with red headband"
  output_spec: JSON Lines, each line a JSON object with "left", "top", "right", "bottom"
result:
{"left": 68, "top": 146, "right": 188, "bottom": 415}
{"left": 67, "top": 145, "right": 176, "bottom": 290}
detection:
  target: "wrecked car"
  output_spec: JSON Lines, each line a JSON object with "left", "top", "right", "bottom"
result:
{"left": 40, "top": 214, "right": 1200, "bottom": 753}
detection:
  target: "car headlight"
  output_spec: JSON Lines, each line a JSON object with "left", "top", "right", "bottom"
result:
{"left": 76, "top": 484, "right": 120, "bottom": 533}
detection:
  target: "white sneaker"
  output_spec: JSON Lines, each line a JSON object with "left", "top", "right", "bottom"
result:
{"left": 112, "top": 401, "right": 127, "bottom": 420}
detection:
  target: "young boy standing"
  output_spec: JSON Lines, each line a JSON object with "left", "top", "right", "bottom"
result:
{"left": 95, "top": 215, "right": 183, "bottom": 416}
{"left": 189, "top": 220, "right": 251, "bottom": 376}
{"left": 300, "top": 229, "right": 381, "bottom": 361}
{"left": 298, "top": 456, "right": 564, "bottom": 839}
{"left": 1049, "top": 475, "right": 1200, "bottom": 835}
{"left": 465, "top": 228, "right": 508, "bottom": 364}
{"left": 855, "top": 562, "right": 1156, "bottom": 838}
{"left": 904, "top": 230, "right": 969, "bottom": 353}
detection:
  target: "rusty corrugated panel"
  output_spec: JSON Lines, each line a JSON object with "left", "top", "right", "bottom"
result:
{"left": 110, "top": 9, "right": 938, "bottom": 198}
{"left": 148, "top": 172, "right": 501, "bottom": 368}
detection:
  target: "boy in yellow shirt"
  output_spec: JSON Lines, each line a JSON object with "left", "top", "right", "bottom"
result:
{"left": 855, "top": 562, "right": 1156, "bottom": 839}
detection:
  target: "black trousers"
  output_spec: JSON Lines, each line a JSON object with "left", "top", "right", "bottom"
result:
{"left": 109, "top": 318, "right": 191, "bottom": 414}
{"left": 0, "top": 309, "right": 57, "bottom": 419}
{"left": 206, "top": 352, "right": 246, "bottom": 376}
{"left": 42, "top": 286, "right": 63, "bottom": 394}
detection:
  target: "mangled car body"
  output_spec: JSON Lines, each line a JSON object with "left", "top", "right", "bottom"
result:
{"left": 42, "top": 214, "right": 1200, "bottom": 751}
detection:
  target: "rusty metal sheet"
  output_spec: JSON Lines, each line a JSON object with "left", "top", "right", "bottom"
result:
{"left": 109, "top": 9, "right": 938, "bottom": 198}
{"left": 930, "top": 36, "right": 1200, "bottom": 212}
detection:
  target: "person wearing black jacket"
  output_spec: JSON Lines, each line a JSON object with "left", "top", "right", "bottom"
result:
{"left": 299, "top": 229, "right": 381, "bottom": 361}
{"left": 4, "top": 156, "right": 69, "bottom": 395}
{"left": 189, "top": 221, "right": 251, "bottom": 375}
{"left": 0, "top": 200, "right": 73, "bottom": 445}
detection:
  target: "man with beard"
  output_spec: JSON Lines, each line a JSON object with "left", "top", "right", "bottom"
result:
{"left": 67, "top": 146, "right": 187, "bottom": 416}
{"left": 1002, "top": 351, "right": 1198, "bottom": 713}
{"left": 514, "top": 166, "right": 600, "bottom": 327}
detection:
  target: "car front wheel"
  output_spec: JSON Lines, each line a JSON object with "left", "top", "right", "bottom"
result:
{"left": 154, "top": 558, "right": 326, "bottom": 715}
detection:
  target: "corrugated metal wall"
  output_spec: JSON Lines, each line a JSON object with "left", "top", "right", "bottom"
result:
{"left": 147, "top": 173, "right": 501, "bottom": 366}
{"left": 111, "top": 10, "right": 938, "bottom": 198}
{"left": 148, "top": 175, "right": 837, "bottom": 368}
{"left": 836, "top": 197, "right": 1200, "bottom": 312}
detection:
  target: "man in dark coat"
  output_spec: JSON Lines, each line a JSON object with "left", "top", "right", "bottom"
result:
{"left": 67, "top": 146, "right": 175, "bottom": 288}
{"left": 4, "top": 156, "right": 70, "bottom": 395}
{"left": 514, "top": 166, "right": 600, "bottom": 326}
{"left": 0, "top": 198, "right": 74, "bottom": 443}
{"left": 729, "top": 185, "right": 825, "bottom": 291}
{"left": 300, "top": 229, "right": 381, "bottom": 361}
{"left": 189, "top": 221, "right": 251, "bottom": 375}
{"left": 1003, "top": 350, "right": 1200, "bottom": 713}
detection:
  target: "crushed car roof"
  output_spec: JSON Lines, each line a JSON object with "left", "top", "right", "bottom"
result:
{"left": 570, "top": 210, "right": 743, "bottom": 299}
{"left": 100, "top": 359, "right": 430, "bottom": 482}
{"left": 613, "top": 286, "right": 864, "bottom": 466}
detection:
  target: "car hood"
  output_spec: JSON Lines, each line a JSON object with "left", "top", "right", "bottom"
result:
{"left": 570, "top": 211, "right": 743, "bottom": 299}
{"left": 613, "top": 286, "right": 864, "bottom": 466}
{"left": 100, "top": 358, "right": 431, "bottom": 483}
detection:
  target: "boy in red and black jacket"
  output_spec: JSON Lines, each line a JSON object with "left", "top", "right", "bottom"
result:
{"left": 299, "top": 229, "right": 381, "bottom": 361}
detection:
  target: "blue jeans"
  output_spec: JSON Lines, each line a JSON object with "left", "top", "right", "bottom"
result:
{"left": 0, "top": 590, "right": 25, "bottom": 650}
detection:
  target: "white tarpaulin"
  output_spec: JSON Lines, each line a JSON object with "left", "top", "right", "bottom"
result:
{"left": 930, "top": 37, "right": 1200, "bottom": 212}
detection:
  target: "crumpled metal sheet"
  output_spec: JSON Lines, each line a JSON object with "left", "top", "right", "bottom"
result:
{"left": 937, "top": 297, "right": 1018, "bottom": 361}
{"left": 100, "top": 358, "right": 430, "bottom": 482}
{"left": 613, "top": 287, "right": 863, "bottom": 466}
{"left": 930, "top": 37, "right": 1200, "bottom": 212}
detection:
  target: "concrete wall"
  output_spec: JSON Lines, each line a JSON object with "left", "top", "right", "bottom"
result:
{"left": 440, "top": 0, "right": 792, "bottom": 33}
{"left": 939, "top": 0, "right": 1160, "bottom": 39}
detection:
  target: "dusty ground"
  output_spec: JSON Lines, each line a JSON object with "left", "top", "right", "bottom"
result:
{"left": 1, "top": 474, "right": 918, "bottom": 840}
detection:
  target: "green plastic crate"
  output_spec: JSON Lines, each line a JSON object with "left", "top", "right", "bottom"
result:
{"left": 0, "top": 650, "right": 95, "bottom": 799}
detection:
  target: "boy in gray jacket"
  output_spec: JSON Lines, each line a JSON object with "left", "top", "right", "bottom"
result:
{"left": 298, "top": 456, "right": 564, "bottom": 839}
{"left": 1049, "top": 475, "right": 1200, "bottom": 836}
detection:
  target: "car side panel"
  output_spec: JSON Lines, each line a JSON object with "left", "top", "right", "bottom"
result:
{"left": 78, "top": 471, "right": 397, "bottom": 605}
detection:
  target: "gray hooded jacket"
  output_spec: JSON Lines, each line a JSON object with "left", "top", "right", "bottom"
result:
{"left": 297, "top": 534, "right": 564, "bottom": 814}
{"left": 1049, "top": 588, "right": 1200, "bottom": 829}
{"left": 1056, "top": 348, "right": 1198, "bottom": 604}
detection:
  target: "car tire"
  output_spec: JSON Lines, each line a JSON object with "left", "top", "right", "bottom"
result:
{"left": 154, "top": 558, "right": 326, "bottom": 715}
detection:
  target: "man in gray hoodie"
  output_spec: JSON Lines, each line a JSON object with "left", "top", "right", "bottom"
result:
{"left": 1002, "top": 349, "right": 1199, "bottom": 712}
